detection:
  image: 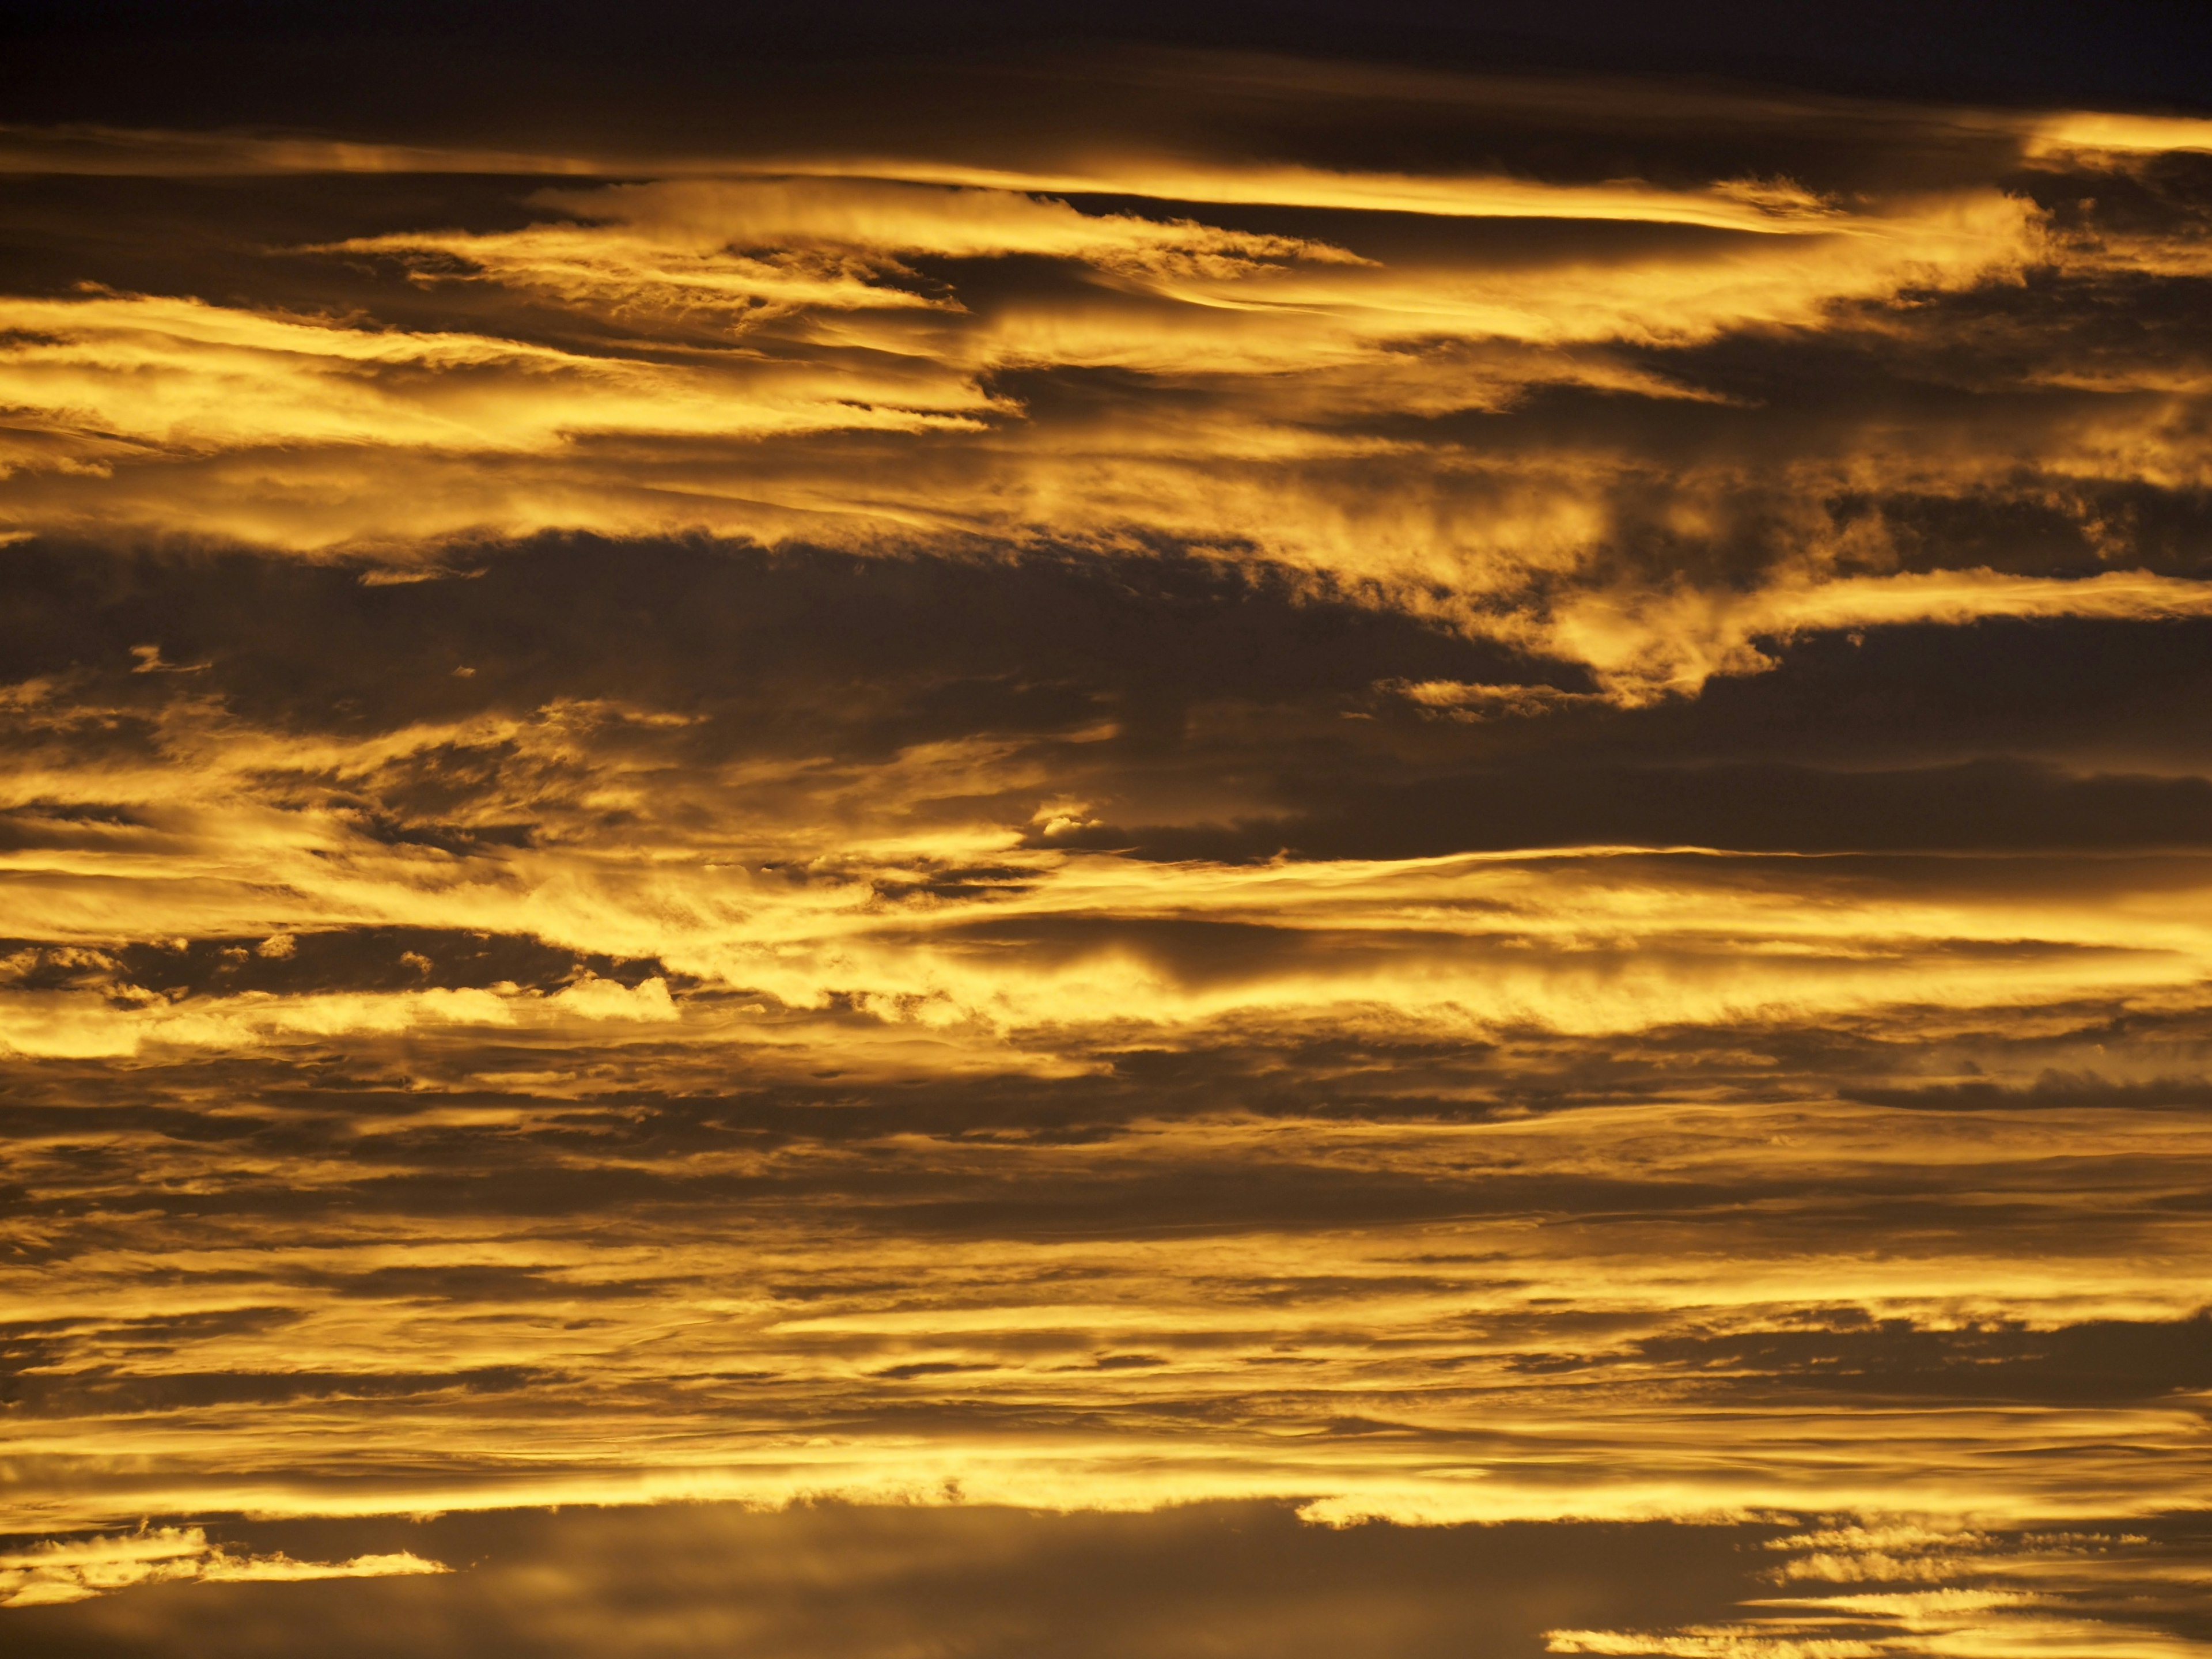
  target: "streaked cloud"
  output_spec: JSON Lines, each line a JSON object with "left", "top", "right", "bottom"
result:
{"left": 2, "top": 37, "right": 2210, "bottom": 1659}
{"left": 0, "top": 1526, "right": 442, "bottom": 1608}
{"left": 5, "top": 77, "right": 2210, "bottom": 695}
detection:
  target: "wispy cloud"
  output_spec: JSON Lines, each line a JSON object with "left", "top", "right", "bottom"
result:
{"left": 3, "top": 44, "right": 2212, "bottom": 1656}
{"left": 0, "top": 1527, "right": 442, "bottom": 1608}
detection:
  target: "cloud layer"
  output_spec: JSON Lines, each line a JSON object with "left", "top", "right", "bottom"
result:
{"left": 3, "top": 66, "right": 2211, "bottom": 692}
{"left": 1, "top": 41, "right": 2210, "bottom": 1659}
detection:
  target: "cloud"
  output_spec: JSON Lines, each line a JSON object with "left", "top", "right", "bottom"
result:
{"left": 0, "top": 1504, "right": 1778, "bottom": 1656}
{"left": 6, "top": 46, "right": 2212, "bottom": 1631}
{"left": 14, "top": 1502, "right": 2196, "bottom": 1659}
{"left": 6, "top": 540, "right": 2212, "bottom": 1052}
{"left": 384, "top": 173, "right": 1365, "bottom": 285}
{"left": 0, "top": 290, "right": 999, "bottom": 467}
{"left": 2026, "top": 111, "right": 2212, "bottom": 159}
{"left": 0, "top": 1526, "right": 442, "bottom": 1608}
{"left": 1553, "top": 1513, "right": 2212, "bottom": 1659}
{"left": 548, "top": 973, "right": 678, "bottom": 1021}
{"left": 7, "top": 74, "right": 2209, "bottom": 699}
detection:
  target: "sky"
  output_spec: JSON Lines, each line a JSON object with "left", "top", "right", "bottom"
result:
{"left": 3, "top": 4, "right": 2212, "bottom": 1655}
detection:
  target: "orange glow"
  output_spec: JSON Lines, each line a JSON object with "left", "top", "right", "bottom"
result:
{"left": 3, "top": 35, "right": 2212, "bottom": 1657}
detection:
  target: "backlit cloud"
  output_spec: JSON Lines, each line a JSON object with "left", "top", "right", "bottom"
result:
{"left": 3, "top": 35, "right": 2211, "bottom": 1659}
{"left": 0, "top": 1527, "right": 442, "bottom": 1608}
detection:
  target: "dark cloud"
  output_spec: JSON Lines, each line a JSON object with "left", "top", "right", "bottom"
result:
{"left": 0, "top": 930, "right": 666, "bottom": 999}
{"left": 6, "top": 1366, "right": 551, "bottom": 1416}
{"left": 0, "top": 536, "right": 1520, "bottom": 743}
{"left": 13, "top": 1501, "right": 2212, "bottom": 1659}
{"left": 2, "top": 1502, "right": 1777, "bottom": 1659}
{"left": 1630, "top": 1312, "right": 2212, "bottom": 1404}
{"left": 1066, "top": 758, "right": 2212, "bottom": 861}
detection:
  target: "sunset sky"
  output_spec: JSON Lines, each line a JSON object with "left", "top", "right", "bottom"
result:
{"left": 5, "top": 5, "right": 2212, "bottom": 1655}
